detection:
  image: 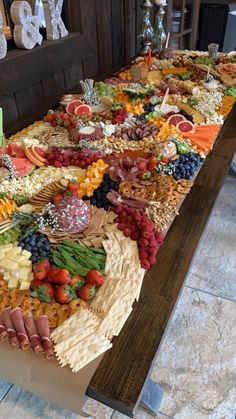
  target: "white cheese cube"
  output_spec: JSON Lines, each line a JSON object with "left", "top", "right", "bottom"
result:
{"left": 3, "top": 272, "right": 11, "bottom": 282}
{"left": 8, "top": 278, "right": 19, "bottom": 289}
{"left": 0, "top": 259, "right": 18, "bottom": 271}
{"left": 10, "top": 248, "right": 22, "bottom": 258}
{"left": 19, "top": 280, "right": 30, "bottom": 290}
{"left": 18, "top": 268, "right": 31, "bottom": 281}
{"left": 21, "top": 250, "right": 31, "bottom": 259}
{"left": 0, "top": 244, "right": 13, "bottom": 252}
{"left": 19, "top": 259, "right": 32, "bottom": 268}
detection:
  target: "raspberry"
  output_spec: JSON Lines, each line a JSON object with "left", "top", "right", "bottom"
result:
{"left": 123, "top": 228, "right": 132, "bottom": 237}
{"left": 149, "top": 255, "right": 156, "bottom": 265}
{"left": 118, "top": 223, "right": 126, "bottom": 230}
{"left": 141, "top": 259, "right": 151, "bottom": 270}
{"left": 54, "top": 161, "right": 62, "bottom": 167}
{"left": 138, "top": 238, "right": 149, "bottom": 247}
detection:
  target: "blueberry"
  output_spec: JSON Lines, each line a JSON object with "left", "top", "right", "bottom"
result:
{"left": 96, "top": 202, "right": 103, "bottom": 208}
{"left": 91, "top": 197, "right": 97, "bottom": 205}
{"left": 103, "top": 174, "right": 110, "bottom": 182}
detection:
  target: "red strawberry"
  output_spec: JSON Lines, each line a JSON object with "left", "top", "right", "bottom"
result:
{"left": 47, "top": 267, "right": 70, "bottom": 285}
{"left": 161, "top": 157, "right": 169, "bottom": 164}
{"left": 31, "top": 283, "right": 55, "bottom": 302}
{"left": 86, "top": 269, "right": 105, "bottom": 287}
{"left": 52, "top": 193, "right": 64, "bottom": 203}
{"left": 33, "top": 270, "right": 48, "bottom": 280}
{"left": 33, "top": 259, "right": 50, "bottom": 272}
{"left": 78, "top": 284, "right": 96, "bottom": 301}
{"left": 147, "top": 157, "right": 157, "bottom": 172}
{"left": 30, "top": 279, "right": 43, "bottom": 291}
{"left": 69, "top": 274, "right": 85, "bottom": 290}
{"left": 54, "top": 285, "right": 76, "bottom": 304}
{"left": 138, "top": 161, "right": 147, "bottom": 171}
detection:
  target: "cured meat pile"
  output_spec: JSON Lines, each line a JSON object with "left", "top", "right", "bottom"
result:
{"left": 0, "top": 308, "right": 54, "bottom": 359}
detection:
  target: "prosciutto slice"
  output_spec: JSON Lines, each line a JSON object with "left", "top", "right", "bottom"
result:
{"left": 10, "top": 307, "right": 30, "bottom": 350}
{"left": 24, "top": 313, "right": 44, "bottom": 355}
{"left": 36, "top": 316, "right": 54, "bottom": 359}
{"left": 0, "top": 316, "right": 8, "bottom": 342}
{"left": 1, "top": 307, "right": 19, "bottom": 346}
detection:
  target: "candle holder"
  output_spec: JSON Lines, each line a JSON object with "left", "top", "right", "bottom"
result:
{"left": 153, "top": 4, "right": 167, "bottom": 54}
{"left": 138, "top": 0, "right": 154, "bottom": 56}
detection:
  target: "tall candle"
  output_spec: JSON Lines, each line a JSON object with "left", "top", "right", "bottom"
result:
{"left": 0, "top": 107, "right": 3, "bottom": 138}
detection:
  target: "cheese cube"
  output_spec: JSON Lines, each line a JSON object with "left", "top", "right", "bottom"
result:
{"left": 0, "top": 259, "right": 18, "bottom": 271}
{"left": 8, "top": 278, "right": 19, "bottom": 289}
{"left": 21, "top": 250, "right": 31, "bottom": 259}
{"left": 19, "top": 280, "right": 30, "bottom": 290}
{"left": 0, "top": 254, "right": 4, "bottom": 261}
{"left": 10, "top": 248, "right": 22, "bottom": 258}
{"left": 0, "top": 244, "right": 13, "bottom": 252}
{"left": 18, "top": 268, "right": 31, "bottom": 281}
{"left": 3, "top": 272, "right": 11, "bottom": 282}
{"left": 19, "top": 259, "right": 32, "bottom": 268}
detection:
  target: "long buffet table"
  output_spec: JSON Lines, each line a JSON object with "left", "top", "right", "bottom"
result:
{"left": 0, "top": 105, "right": 234, "bottom": 417}
{"left": 0, "top": 49, "right": 236, "bottom": 416}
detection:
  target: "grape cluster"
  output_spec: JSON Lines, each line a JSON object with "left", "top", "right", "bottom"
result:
{"left": 170, "top": 152, "right": 204, "bottom": 180}
{"left": 89, "top": 174, "right": 119, "bottom": 210}
{"left": 19, "top": 231, "right": 51, "bottom": 263}
{"left": 0, "top": 225, "right": 21, "bottom": 245}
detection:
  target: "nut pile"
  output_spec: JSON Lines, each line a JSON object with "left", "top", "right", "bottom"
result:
{"left": 114, "top": 121, "right": 159, "bottom": 141}
{"left": 146, "top": 201, "right": 179, "bottom": 231}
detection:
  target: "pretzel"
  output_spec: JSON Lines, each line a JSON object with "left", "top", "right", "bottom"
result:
{"left": 0, "top": 279, "right": 8, "bottom": 291}
{"left": 21, "top": 297, "right": 41, "bottom": 314}
{"left": 0, "top": 290, "right": 10, "bottom": 310}
{"left": 57, "top": 305, "right": 70, "bottom": 326}
{"left": 44, "top": 303, "right": 60, "bottom": 328}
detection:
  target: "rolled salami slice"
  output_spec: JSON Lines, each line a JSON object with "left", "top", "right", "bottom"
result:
{"left": 36, "top": 315, "right": 54, "bottom": 359}
{"left": 11, "top": 307, "right": 30, "bottom": 350}
{"left": 24, "top": 313, "right": 44, "bottom": 355}
{"left": 1, "top": 307, "right": 19, "bottom": 346}
{"left": 0, "top": 316, "right": 8, "bottom": 342}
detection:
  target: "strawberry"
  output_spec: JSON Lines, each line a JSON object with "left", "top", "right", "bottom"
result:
{"left": 161, "top": 157, "right": 169, "bottom": 164}
{"left": 138, "top": 161, "right": 147, "bottom": 171}
{"left": 54, "top": 285, "right": 76, "bottom": 304}
{"left": 86, "top": 269, "right": 105, "bottom": 287}
{"left": 67, "top": 181, "right": 78, "bottom": 193}
{"left": 78, "top": 284, "right": 96, "bottom": 301}
{"left": 30, "top": 279, "right": 43, "bottom": 291}
{"left": 33, "top": 259, "right": 50, "bottom": 273}
{"left": 33, "top": 269, "right": 48, "bottom": 280}
{"left": 69, "top": 274, "right": 85, "bottom": 290}
{"left": 147, "top": 157, "right": 157, "bottom": 172}
{"left": 47, "top": 267, "right": 70, "bottom": 285}
{"left": 31, "top": 283, "right": 55, "bottom": 303}
{"left": 52, "top": 193, "right": 64, "bottom": 203}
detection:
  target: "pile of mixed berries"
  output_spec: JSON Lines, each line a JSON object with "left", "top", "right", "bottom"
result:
{"left": 46, "top": 148, "right": 103, "bottom": 169}
{"left": 88, "top": 174, "right": 119, "bottom": 210}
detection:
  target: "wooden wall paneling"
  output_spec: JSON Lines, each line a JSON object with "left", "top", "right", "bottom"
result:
{"left": 15, "top": 81, "right": 45, "bottom": 129}
{"left": 189, "top": 0, "right": 200, "bottom": 49}
{"left": 63, "top": 63, "right": 83, "bottom": 94}
{"left": 95, "top": 0, "right": 113, "bottom": 77}
{"left": 136, "top": 0, "right": 143, "bottom": 54}
{"left": 80, "top": 0, "right": 100, "bottom": 79}
{"left": 0, "top": 95, "right": 19, "bottom": 136}
{"left": 111, "top": 0, "right": 125, "bottom": 69}
{"left": 124, "top": 0, "right": 137, "bottom": 61}
{"left": 41, "top": 72, "right": 65, "bottom": 110}
{"left": 63, "top": 0, "right": 82, "bottom": 32}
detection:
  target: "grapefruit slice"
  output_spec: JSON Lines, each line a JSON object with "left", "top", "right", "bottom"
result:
{"left": 24, "top": 146, "right": 45, "bottom": 167}
{"left": 31, "top": 146, "right": 47, "bottom": 163}
{"left": 167, "top": 114, "right": 186, "bottom": 126}
{"left": 74, "top": 104, "right": 92, "bottom": 116}
{"left": 176, "top": 120, "right": 196, "bottom": 133}
{"left": 66, "top": 99, "right": 84, "bottom": 115}
{"left": 11, "top": 157, "right": 36, "bottom": 177}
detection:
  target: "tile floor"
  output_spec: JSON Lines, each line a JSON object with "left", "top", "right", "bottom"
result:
{"left": 0, "top": 176, "right": 235, "bottom": 419}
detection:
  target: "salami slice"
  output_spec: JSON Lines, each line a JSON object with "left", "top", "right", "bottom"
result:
{"left": 36, "top": 315, "right": 54, "bottom": 359}
{"left": 11, "top": 307, "right": 30, "bottom": 350}
{"left": 0, "top": 316, "right": 8, "bottom": 342}
{"left": 24, "top": 313, "right": 44, "bottom": 355}
{"left": 1, "top": 307, "right": 19, "bottom": 346}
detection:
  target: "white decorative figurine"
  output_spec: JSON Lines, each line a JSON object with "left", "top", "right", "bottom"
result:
{"left": 42, "top": 0, "right": 68, "bottom": 40}
{"left": 10, "top": 1, "right": 42, "bottom": 49}
{"left": 0, "top": 12, "right": 7, "bottom": 59}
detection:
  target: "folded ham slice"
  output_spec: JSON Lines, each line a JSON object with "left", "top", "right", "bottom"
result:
{"left": 10, "top": 307, "right": 30, "bottom": 350}
{"left": 0, "top": 316, "right": 8, "bottom": 342}
{"left": 24, "top": 313, "right": 44, "bottom": 355}
{"left": 1, "top": 307, "right": 19, "bottom": 346}
{"left": 36, "top": 315, "right": 54, "bottom": 359}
